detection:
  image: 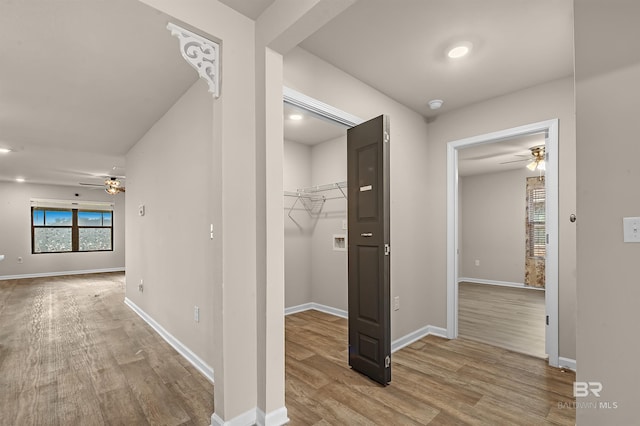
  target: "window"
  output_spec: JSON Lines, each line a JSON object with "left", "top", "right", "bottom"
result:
{"left": 32, "top": 208, "right": 113, "bottom": 253}
{"left": 526, "top": 179, "right": 546, "bottom": 258}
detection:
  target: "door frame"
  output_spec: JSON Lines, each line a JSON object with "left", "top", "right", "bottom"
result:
{"left": 446, "top": 119, "right": 560, "bottom": 367}
{"left": 283, "top": 86, "right": 364, "bottom": 127}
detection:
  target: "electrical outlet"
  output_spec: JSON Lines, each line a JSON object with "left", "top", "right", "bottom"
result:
{"left": 475, "top": 259, "right": 480, "bottom": 266}
{"left": 194, "top": 306, "right": 200, "bottom": 322}
{"left": 138, "top": 279, "right": 144, "bottom": 293}
{"left": 394, "top": 296, "right": 400, "bottom": 311}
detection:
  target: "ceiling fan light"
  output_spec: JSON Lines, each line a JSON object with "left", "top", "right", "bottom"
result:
{"left": 537, "top": 160, "right": 546, "bottom": 171}
{"left": 526, "top": 160, "right": 538, "bottom": 171}
{"left": 105, "top": 186, "right": 119, "bottom": 195}
{"left": 105, "top": 178, "right": 120, "bottom": 187}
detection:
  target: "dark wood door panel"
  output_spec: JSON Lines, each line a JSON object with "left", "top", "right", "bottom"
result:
{"left": 347, "top": 115, "right": 390, "bottom": 386}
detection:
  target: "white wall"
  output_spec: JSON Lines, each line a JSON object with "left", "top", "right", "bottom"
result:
{"left": 125, "top": 79, "right": 215, "bottom": 368}
{"left": 575, "top": 1, "right": 640, "bottom": 423}
{"left": 283, "top": 136, "right": 349, "bottom": 311}
{"left": 460, "top": 168, "right": 539, "bottom": 283}
{"left": 0, "top": 181, "right": 125, "bottom": 278}
{"left": 427, "top": 76, "right": 576, "bottom": 360}
{"left": 283, "top": 139, "right": 312, "bottom": 307}
{"left": 310, "top": 135, "right": 348, "bottom": 311}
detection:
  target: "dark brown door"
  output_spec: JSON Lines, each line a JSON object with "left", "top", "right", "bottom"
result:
{"left": 347, "top": 115, "right": 390, "bottom": 385}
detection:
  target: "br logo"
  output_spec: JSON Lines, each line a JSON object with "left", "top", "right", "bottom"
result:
{"left": 574, "top": 381, "right": 603, "bottom": 397}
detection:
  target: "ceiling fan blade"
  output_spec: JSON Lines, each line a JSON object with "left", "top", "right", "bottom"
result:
{"left": 499, "top": 158, "right": 530, "bottom": 164}
{"left": 79, "top": 182, "right": 105, "bottom": 187}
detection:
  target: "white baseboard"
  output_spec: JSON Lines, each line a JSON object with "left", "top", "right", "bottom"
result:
{"left": 285, "top": 302, "right": 347, "bottom": 319}
{"left": 458, "top": 277, "right": 545, "bottom": 291}
{"left": 124, "top": 297, "right": 214, "bottom": 383}
{"left": 392, "top": 325, "right": 448, "bottom": 352}
{"left": 284, "top": 303, "right": 314, "bottom": 316}
{"left": 286, "top": 303, "right": 446, "bottom": 353}
{"left": 0, "top": 267, "right": 125, "bottom": 281}
{"left": 559, "top": 356, "right": 576, "bottom": 371}
{"left": 256, "top": 407, "right": 289, "bottom": 426}
{"left": 211, "top": 408, "right": 257, "bottom": 426}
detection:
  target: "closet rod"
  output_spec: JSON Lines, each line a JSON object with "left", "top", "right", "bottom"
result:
{"left": 297, "top": 181, "right": 347, "bottom": 193}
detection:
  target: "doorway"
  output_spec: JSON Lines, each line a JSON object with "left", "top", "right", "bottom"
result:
{"left": 282, "top": 87, "right": 362, "bottom": 315}
{"left": 446, "top": 119, "right": 559, "bottom": 367}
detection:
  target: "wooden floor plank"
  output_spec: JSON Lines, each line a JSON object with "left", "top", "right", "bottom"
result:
{"left": 458, "top": 281, "right": 546, "bottom": 358}
{"left": 0, "top": 273, "right": 574, "bottom": 425}
{"left": 0, "top": 272, "right": 213, "bottom": 426}
{"left": 285, "top": 309, "right": 575, "bottom": 425}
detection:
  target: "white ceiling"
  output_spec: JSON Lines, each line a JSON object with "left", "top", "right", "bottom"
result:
{"left": 0, "top": 0, "right": 574, "bottom": 188}
{"left": 299, "top": 0, "right": 574, "bottom": 118}
{"left": 457, "top": 132, "right": 545, "bottom": 176}
{"left": 219, "top": 0, "right": 275, "bottom": 21}
{"left": 0, "top": 0, "right": 197, "bottom": 187}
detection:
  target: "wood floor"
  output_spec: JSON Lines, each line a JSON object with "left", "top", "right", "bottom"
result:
{"left": 458, "top": 281, "right": 546, "bottom": 358}
{"left": 0, "top": 273, "right": 213, "bottom": 426}
{"left": 286, "top": 310, "right": 575, "bottom": 425}
{"left": 1, "top": 273, "right": 574, "bottom": 425}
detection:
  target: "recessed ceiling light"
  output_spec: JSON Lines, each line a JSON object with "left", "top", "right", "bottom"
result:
{"left": 0, "top": 148, "right": 11, "bottom": 154}
{"left": 289, "top": 114, "right": 303, "bottom": 121}
{"left": 15, "top": 177, "right": 25, "bottom": 182}
{"left": 447, "top": 42, "right": 473, "bottom": 59}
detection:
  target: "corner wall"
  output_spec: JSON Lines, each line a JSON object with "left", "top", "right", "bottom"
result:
{"left": 284, "top": 136, "right": 348, "bottom": 311}
{"left": 460, "top": 168, "right": 539, "bottom": 283}
{"left": 283, "top": 139, "right": 312, "bottom": 307}
{"left": 125, "top": 78, "right": 215, "bottom": 368}
{"left": 310, "top": 135, "right": 348, "bottom": 311}
{"left": 0, "top": 181, "right": 125, "bottom": 278}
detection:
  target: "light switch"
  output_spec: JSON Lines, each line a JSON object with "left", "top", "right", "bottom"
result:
{"left": 623, "top": 217, "right": 640, "bottom": 242}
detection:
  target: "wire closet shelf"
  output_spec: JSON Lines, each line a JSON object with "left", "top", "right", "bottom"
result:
{"left": 284, "top": 181, "right": 347, "bottom": 218}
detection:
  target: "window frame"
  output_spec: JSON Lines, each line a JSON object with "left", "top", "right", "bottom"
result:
{"left": 526, "top": 182, "right": 546, "bottom": 258}
{"left": 31, "top": 207, "right": 114, "bottom": 254}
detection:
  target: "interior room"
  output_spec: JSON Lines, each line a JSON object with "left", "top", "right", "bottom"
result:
{"left": 457, "top": 134, "right": 549, "bottom": 358}
{"left": 1, "top": 1, "right": 639, "bottom": 425}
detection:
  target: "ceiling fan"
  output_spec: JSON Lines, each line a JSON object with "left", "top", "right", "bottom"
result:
{"left": 80, "top": 177, "right": 126, "bottom": 194}
{"left": 500, "top": 145, "right": 546, "bottom": 171}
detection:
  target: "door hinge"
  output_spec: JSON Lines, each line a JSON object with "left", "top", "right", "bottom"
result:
{"left": 384, "top": 132, "right": 390, "bottom": 143}
{"left": 546, "top": 315, "right": 549, "bottom": 325}
{"left": 546, "top": 234, "right": 549, "bottom": 244}
{"left": 385, "top": 355, "right": 390, "bottom": 368}
{"left": 384, "top": 244, "right": 390, "bottom": 256}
